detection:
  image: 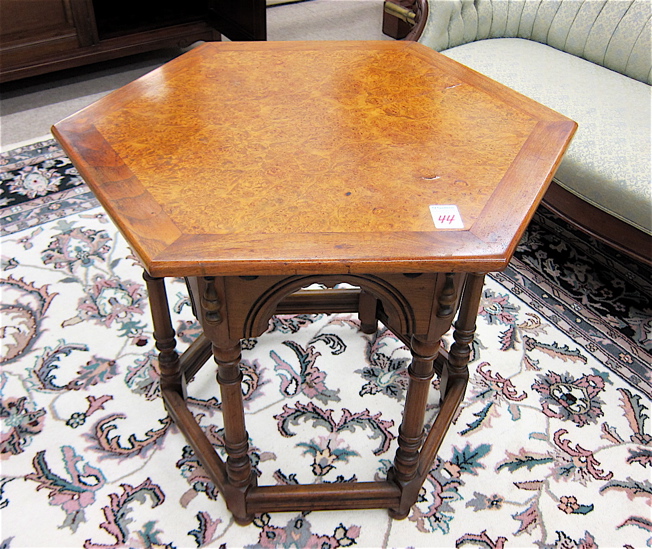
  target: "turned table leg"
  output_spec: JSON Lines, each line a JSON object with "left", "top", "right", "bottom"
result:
{"left": 143, "top": 272, "right": 186, "bottom": 399}
{"left": 191, "top": 275, "right": 257, "bottom": 525}
{"left": 388, "top": 272, "right": 484, "bottom": 519}
{"left": 212, "top": 340, "right": 256, "bottom": 524}
{"left": 389, "top": 334, "right": 440, "bottom": 519}
{"left": 440, "top": 273, "right": 485, "bottom": 400}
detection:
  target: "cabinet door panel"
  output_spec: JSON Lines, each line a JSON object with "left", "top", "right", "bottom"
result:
{"left": 0, "top": 0, "right": 86, "bottom": 73}
{"left": 208, "top": 0, "right": 266, "bottom": 41}
{"left": 0, "top": 0, "right": 76, "bottom": 45}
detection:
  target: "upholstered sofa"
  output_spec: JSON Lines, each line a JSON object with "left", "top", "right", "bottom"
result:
{"left": 412, "top": 0, "right": 651, "bottom": 264}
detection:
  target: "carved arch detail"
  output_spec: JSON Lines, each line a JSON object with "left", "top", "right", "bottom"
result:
{"left": 243, "top": 275, "right": 416, "bottom": 339}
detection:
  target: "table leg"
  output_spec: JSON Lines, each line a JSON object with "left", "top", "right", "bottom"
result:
{"left": 213, "top": 341, "right": 256, "bottom": 524}
{"left": 389, "top": 334, "right": 439, "bottom": 519}
{"left": 440, "top": 273, "right": 485, "bottom": 400}
{"left": 143, "top": 272, "right": 186, "bottom": 399}
{"left": 389, "top": 272, "right": 485, "bottom": 519}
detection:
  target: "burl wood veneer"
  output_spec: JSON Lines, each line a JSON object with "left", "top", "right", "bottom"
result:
{"left": 53, "top": 41, "right": 575, "bottom": 524}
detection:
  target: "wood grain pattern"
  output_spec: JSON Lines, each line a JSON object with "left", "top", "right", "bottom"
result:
{"left": 52, "top": 41, "right": 575, "bottom": 277}
{"left": 51, "top": 41, "right": 577, "bottom": 523}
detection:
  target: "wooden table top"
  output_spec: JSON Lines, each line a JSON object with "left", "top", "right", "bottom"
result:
{"left": 53, "top": 41, "right": 575, "bottom": 277}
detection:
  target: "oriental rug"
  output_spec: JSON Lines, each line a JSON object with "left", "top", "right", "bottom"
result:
{"left": 1, "top": 140, "right": 651, "bottom": 549}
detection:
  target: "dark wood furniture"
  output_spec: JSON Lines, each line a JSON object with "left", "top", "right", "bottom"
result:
{"left": 0, "top": 0, "right": 265, "bottom": 83}
{"left": 541, "top": 181, "right": 651, "bottom": 266}
{"left": 383, "top": 0, "right": 427, "bottom": 40}
{"left": 52, "top": 41, "right": 575, "bottom": 524}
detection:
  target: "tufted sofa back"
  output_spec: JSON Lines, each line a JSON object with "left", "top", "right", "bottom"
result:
{"left": 419, "top": 0, "right": 652, "bottom": 84}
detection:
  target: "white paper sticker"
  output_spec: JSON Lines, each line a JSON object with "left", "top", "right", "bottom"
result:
{"left": 430, "top": 205, "right": 464, "bottom": 229}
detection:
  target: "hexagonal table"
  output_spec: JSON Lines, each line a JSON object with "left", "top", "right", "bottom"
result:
{"left": 53, "top": 41, "right": 575, "bottom": 524}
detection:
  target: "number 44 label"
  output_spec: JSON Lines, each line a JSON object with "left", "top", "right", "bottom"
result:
{"left": 430, "top": 205, "right": 464, "bottom": 229}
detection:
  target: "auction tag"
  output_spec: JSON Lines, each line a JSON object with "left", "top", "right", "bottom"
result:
{"left": 430, "top": 205, "right": 464, "bottom": 229}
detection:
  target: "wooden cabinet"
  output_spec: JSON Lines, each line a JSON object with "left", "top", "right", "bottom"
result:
{"left": 0, "top": 0, "right": 266, "bottom": 83}
{"left": 208, "top": 0, "right": 265, "bottom": 42}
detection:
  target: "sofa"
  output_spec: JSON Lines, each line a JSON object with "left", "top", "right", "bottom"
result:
{"left": 411, "top": 0, "right": 651, "bottom": 264}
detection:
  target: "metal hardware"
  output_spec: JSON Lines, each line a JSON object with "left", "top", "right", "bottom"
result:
{"left": 384, "top": 1, "right": 417, "bottom": 25}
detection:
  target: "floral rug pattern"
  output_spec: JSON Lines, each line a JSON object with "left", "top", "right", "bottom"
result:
{"left": 1, "top": 140, "right": 651, "bottom": 548}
